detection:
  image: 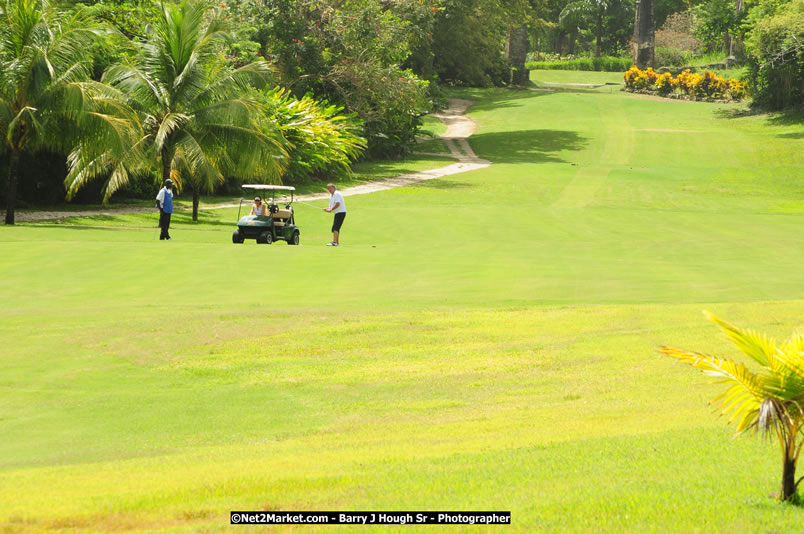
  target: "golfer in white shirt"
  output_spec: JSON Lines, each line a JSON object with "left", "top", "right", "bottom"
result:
{"left": 323, "top": 183, "right": 346, "bottom": 246}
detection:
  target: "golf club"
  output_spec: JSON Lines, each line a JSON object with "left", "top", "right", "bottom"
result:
{"left": 294, "top": 199, "right": 325, "bottom": 210}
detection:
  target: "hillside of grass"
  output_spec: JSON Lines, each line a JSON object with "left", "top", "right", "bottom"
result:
{"left": 2, "top": 71, "right": 803, "bottom": 532}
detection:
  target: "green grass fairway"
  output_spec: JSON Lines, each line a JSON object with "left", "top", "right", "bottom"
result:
{"left": 2, "top": 72, "right": 804, "bottom": 532}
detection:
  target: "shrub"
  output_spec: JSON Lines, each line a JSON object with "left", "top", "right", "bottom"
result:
{"left": 697, "top": 70, "right": 728, "bottom": 98}
{"left": 624, "top": 66, "right": 746, "bottom": 100}
{"left": 655, "top": 10, "right": 700, "bottom": 54}
{"left": 728, "top": 78, "right": 747, "bottom": 100}
{"left": 624, "top": 66, "right": 640, "bottom": 88}
{"left": 261, "top": 88, "right": 366, "bottom": 184}
{"left": 654, "top": 47, "right": 688, "bottom": 68}
{"left": 654, "top": 72, "right": 674, "bottom": 95}
{"left": 745, "top": 0, "right": 804, "bottom": 109}
{"left": 676, "top": 68, "right": 703, "bottom": 94}
{"left": 526, "top": 56, "right": 631, "bottom": 72}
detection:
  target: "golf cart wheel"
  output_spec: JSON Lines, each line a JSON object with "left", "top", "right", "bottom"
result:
{"left": 288, "top": 230, "right": 300, "bottom": 245}
{"left": 232, "top": 230, "right": 244, "bottom": 244}
{"left": 257, "top": 231, "right": 273, "bottom": 244}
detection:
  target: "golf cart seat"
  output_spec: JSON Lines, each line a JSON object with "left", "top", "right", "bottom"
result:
{"left": 271, "top": 208, "right": 293, "bottom": 227}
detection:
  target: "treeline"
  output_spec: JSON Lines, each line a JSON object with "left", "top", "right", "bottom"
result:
{"left": 0, "top": 0, "right": 536, "bottom": 216}
{"left": 2, "top": 0, "right": 801, "bottom": 219}
{"left": 525, "top": 0, "right": 803, "bottom": 109}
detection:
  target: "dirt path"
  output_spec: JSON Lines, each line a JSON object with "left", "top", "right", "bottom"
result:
{"left": 296, "top": 98, "right": 490, "bottom": 203}
{"left": 16, "top": 99, "right": 489, "bottom": 222}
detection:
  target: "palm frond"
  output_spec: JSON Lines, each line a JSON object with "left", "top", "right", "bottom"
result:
{"left": 195, "top": 61, "right": 275, "bottom": 105}
{"left": 102, "top": 64, "right": 166, "bottom": 111}
{"left": 705, "top": 311, "right": 778, "bottom": 368}
{"left": 154, "top": 112, "right": 190, "bottom": 151}
{"left": 173, "top": 131, "right": 223, "bottom": 192}
{"left": 659, "top": 345, "right": 772, "bottom": 433}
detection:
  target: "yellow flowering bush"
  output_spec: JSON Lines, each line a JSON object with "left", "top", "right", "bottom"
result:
{"left": 728, "top": 79, "right": 746, "bottom": 100}
{"left": 624, "top": 66, "right": 652, "bottom": 89}
{"left": 654, "top": 72, "right": 674, "bottom": 95}
{"left": 696, "top": 71, "right": 728, "bottom": 99}
{"left": 675, "top": 69, "right": 702, "bottom": 94}
{"left": 624, "top": 66, "right": 655, "bottom": 90}
{"left": 624, "top": 65, "right": 641, "bottom": 88}
{"left": 624, "top": 66, "right": 746, "bottom": 101}
{"left": 644, "top": 67, "right": 660, "bottom": 86}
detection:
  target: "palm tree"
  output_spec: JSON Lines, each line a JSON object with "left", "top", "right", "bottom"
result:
{"left": 660, "top": 312, "right": 804, "bottom": 502}
{"left": 0, "top": 0, "right": 108, "bottom": 224}
{"left": 65, "top": 0, "right": 287, "bottom": 220}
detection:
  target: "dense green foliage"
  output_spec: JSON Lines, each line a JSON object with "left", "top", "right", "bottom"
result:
{"left": 0, "top": 0, "right": 109, "bottom": 223}
{"left": 262, "top": 87, "right": 365, "bottom": 183}
{"left": 0, "top": 0, "right": 372, "bottom": 213}
{"left": 744, "top": 0, "right": 804, "bottom": 109}
{"left": 527, "top": 56, "right": 631, "bottom": 71}
{"left": 532, "top": 0, "right": 633, "bottom": 58}
{"left": 65, "top": 0, "right": 287, "bottom": 220}
{"left": 225, "top": 0, "right": 433, "bottom": 157}
{"left": 1, "top": 0, "right": 802, "bottom": 214}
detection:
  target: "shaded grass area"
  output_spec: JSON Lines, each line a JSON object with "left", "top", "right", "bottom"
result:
{"left": 3, "top": 72, "right": 804, "bottom": 532}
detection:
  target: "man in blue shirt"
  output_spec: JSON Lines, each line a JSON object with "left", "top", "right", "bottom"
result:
{"left": 155, "top": 178, "right": 174, "bottom": 240}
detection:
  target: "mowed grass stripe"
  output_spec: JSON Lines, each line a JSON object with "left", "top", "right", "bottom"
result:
{"left": 2, "top": 76, "right": 804, "bottom": 532}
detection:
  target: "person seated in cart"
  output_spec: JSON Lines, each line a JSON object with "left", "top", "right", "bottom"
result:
{"left": 250, "top": 196, "right": 268, "bottom": 216}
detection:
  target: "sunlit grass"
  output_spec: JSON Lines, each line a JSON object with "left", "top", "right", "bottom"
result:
{"left": 2, "top": 73, "right": 804, "bottom": 532}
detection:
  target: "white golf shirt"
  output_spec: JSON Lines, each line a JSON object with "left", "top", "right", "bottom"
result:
{"left": 329, "top": 191, "right": 346, "bottom": 213}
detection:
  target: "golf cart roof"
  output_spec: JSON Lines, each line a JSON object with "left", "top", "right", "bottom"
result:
{"left": 241, "top": 184, "right": 295, "bottom": 191}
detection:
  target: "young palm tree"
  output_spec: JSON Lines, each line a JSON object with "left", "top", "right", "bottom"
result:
{"left": 65, "top": 0, "right": 287, "bottom": 220}
{"left": 0, "top": 0, "right": 108, "bottom": 224}
{"left": 660, "top": 312, "right": 804, "bottom": 502}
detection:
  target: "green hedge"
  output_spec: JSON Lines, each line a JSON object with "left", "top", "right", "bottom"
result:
{"left": 525, "top": 57, "right": 632, "bottom": 72}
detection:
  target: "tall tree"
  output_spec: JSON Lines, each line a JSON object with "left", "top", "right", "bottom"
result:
{"left": 633, "top": 0, "right": 655, "bottom": 67}
{"left": 505, "top": 0, "right": 547, "bottom": 85}
{"left": 0, "top": 0, "right": 105, "bottom": 224}
{"left": 65, "top": 0, "right": 287, "bottom": 220}
{"left": 506, "top": 24, "right": 530, "bottom": 84}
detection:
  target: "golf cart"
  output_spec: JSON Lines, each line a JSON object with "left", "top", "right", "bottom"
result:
{"left": 232, "top": 185, "right": 300, "bottom": 245}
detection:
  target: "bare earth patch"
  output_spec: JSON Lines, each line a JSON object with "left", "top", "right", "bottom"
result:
{"left": 637, "top": 128, "right": 699, "bottom": 133}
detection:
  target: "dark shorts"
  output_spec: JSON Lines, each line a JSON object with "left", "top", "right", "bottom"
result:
{"left": 332, "top": 212, "right": 346, "bottom": 232}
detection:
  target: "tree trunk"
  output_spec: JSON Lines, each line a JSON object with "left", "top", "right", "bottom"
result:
{"left": 595, "top": 9, "right": 603, "bottom": 58}
{"left": 633, "top": 0, "right": 655, "bottom": 69}
{"left": 160, "top": 148, "right": 172, "bottom": 185}
{"left": 4, "top": 149, "right": 20, "bottom": 225}
{"left": 781, "top": 449, "right": 798, "bottom": 501}
{"left": 506, "top": 25, "right": 530, "bottom": 86}
{"left": 192, "top": 184, "right": 200, "bottom": 222}
{"left": 729, "top": 0, "right": 745, "bottom": 61}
